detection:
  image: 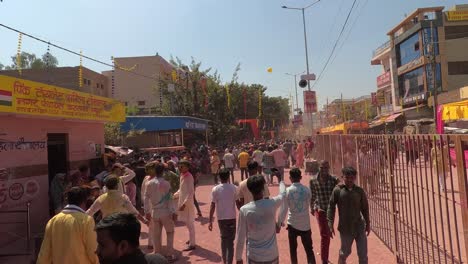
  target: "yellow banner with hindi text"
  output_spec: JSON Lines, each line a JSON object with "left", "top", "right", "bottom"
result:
{"left": 0, "top": 75, "right": 125, "bottom": 122}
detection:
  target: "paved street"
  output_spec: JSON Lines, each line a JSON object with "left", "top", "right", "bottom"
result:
{"left": 140, "top": 168, "right": 395, "bottom": 263}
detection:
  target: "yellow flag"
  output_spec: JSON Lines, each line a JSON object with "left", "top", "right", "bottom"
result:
{"left": 267, "top": 67, "right": 272, "bottom": 73}
{"left": 171, "top": 70, "right": 178, "bottom": 82}
{"left": 79, "top": 50, "right": 83, "bottom": 88}
{"left": 365, "top": 100, "right": 369, "bottom": 121}
{"left": 16, "top": 33, "right": 23, "bottom": 75}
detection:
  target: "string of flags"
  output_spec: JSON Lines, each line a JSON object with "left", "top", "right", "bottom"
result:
{"left": 79, "top": 50, "right": 83, "bottom": 87}
{"left": 16, "top": 33, "right": 22, "bottom": 75}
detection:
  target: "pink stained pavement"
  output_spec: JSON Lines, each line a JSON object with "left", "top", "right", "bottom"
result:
{"left": 140, "top": 168, "right": 395, "bottom": 264}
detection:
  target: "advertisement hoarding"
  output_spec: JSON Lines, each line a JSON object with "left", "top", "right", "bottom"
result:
{"left": 303, "top": 90, "right": 317, "bottom": 113}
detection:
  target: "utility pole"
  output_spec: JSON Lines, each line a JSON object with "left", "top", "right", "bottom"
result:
{"left": 294, "top": 74, "right": 299, "bottom": 110}
{"left": 302, "top": 8, "right": 311, "bottom": 91}
{"left": 429, "top": 20, "right": 438, "bottom": 131}
{"left": 326, "top": 97, "right": 329, "bottom": 127}
{"left": 341, "top": 93, "right": 345, "bottom": 123}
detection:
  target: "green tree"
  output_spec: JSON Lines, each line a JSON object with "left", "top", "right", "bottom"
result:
{"left": 6, "top": 51, "right": 58, "bottom": 70}
{"left": 157, "top": 57, "right": 290, "bottom": 144}
{"left": 125, "top": 105, "right": 139, "bottom": 116}
{"left": 104, "top": 122, "right": 145, "bottom": 146}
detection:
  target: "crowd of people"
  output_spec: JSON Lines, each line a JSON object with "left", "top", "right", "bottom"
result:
{"left": 38, "top": 139, "right": 371, "bottom": 264}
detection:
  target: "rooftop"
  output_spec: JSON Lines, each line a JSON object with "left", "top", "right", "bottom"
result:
{"left": 387, "top": 6, "right": 444, "bottom": 35}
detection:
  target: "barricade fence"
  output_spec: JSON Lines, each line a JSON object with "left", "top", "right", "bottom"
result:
{"left": 313, "top": 134, "right": 468, "bottom": 264}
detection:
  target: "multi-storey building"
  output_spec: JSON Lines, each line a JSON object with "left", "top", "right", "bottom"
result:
{"left": 371, "top": 40, "right": 399, "bottom": 116}
{"left": 102, "top": 55, "right": 173, "bottom": 115}
{"left": 384, "top": 5, "right": 468, "bottom": 121}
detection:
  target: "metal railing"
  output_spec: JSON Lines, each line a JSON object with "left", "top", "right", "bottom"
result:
{"left": 0, "top": 202, "right": 31, "bottom": 257}
{"left": 372, "top": 40, "right": 391, "bottom": 58}
{"left": 313, "top": 134, "right": 468, "bottom": 263}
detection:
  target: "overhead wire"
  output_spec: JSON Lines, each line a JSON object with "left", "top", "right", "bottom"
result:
{"left": 311, "top": 0, "right": 359, "bottom": 89}
{"left": 315, "top": 0, "right": 346, "bottom": 68}
{"left": 329, "top": 0, "right": 368, "bottom": 66}
{"left": 0, "top": 23, "right": 165, "bottom": 82}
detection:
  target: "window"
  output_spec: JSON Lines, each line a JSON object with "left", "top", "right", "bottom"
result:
{"left": 83, "top": 78, "right": 87, "bottom": 85}
{"left": 397, "top": 33, "right": 421, "bottom": 66}
{"left": 96, "top": 83, "right": 99, "bottom": 88}
{"left": 445, "top": 25, "right": 468, "bottom": 40}
{"left": 138, "top": 100, "right": 146, "bottom": 106}
{"left": 124, "top": 102, "right": 128, "bottom": 106}
{"left": 101, "top": 84, "right": 104, "bottom": 89}
{"left": 398, "top": 67, "right": 424, "bottom": 99}
{"left": 448, "top": 61, "right": 468, "bottom": 75}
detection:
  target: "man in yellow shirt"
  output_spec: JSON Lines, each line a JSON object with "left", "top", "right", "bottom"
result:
{"left": 37, "top": 186, "right": 99, "bottom": 264}
{"left": 238, "top": 148, "right": 250, "bottom": 181}
{"left": 87, "top": 176, "right": 147, "bottom": 223}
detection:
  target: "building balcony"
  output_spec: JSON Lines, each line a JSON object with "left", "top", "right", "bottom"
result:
{"left": 371, "top": 40, "right": 391, "bottom": 65}
{"left": 373, "top": 40, "right": 391, "bottom": 58}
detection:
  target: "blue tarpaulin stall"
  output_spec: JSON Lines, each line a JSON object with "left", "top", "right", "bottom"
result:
{"left": 120, "top": 116, "right": 209, "bottom": 148}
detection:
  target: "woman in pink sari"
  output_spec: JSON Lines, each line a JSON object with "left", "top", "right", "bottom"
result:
{"left": 296, "top": 142, "right": 305, "bottom": 168}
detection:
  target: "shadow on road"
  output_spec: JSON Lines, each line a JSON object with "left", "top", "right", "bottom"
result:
{"left": 187, "top": 245, "right": 222, "bottom": 263}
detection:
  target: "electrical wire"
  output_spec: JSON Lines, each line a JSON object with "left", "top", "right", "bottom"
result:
{"left": 315, "top": 0, "right": 346, "bottom": 69}
{"left": 328, "top": 0, "right": 368, "bottom": 67}
{"left": 311, "top": 0, "right": 358, "bottom": 89}
{"left": 0, "top": 23, "right": 165, "bottom": 82}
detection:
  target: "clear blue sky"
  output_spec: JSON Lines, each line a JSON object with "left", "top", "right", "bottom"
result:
{"left": 0, "top": 0, "right": 459, "bottom": 109}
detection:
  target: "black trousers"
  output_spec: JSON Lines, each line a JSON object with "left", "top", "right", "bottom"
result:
{"left": 219, "top": 219, "right": 236, "bottom": 264}
{"left": 288, "top": 225, "right": 316, "bottom": 264}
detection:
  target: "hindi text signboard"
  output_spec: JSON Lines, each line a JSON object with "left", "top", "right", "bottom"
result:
{"left": 0, "top": 75, "right": 125, "bottom": 122}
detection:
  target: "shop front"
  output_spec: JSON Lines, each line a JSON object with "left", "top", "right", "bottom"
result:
{"left": 0, "top": 75, "right": 125, "bottom": 254}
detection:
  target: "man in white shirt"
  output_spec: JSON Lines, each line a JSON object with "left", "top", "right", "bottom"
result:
{"left": 236, "top": 161, "right": 270, "bottom": 210}
{"left": 209, "top": 168, "right": 238, "bottom": 264}
{"left": 145, "top": 162, "right": 177, "bottom": 262}
{"left": 223, "top": 149, "right": 236, "bottom": 183}
{"left": 235, "top": 175, "right": 286, "bottom": 264}
{"left": 141, "top": 162, "right": 157, "bottom": 249}
{"left": 251, "top": 146, "right": 264, "bottom": 175}
{"left": 271, "top": 145, "right": 287, "bottom": 181}
{"left": 278, "top": 168, "right": 316, "bottom": 264}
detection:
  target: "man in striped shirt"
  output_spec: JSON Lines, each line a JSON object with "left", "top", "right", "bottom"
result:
{"left": 310, "top": 160, "right": 338, "bottom": 264}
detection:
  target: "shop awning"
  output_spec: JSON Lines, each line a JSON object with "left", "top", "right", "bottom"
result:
{"left": 121, "top": 116, "right": 209, "bottom": 132}
{"left": 442, "top": 100, "right": 468, "bottom": 121}
{"left": 385, "top": 113, "right": 403, "bottom": 123}
{"left": 369, "top": 116, "right": 387, "bottom": 128}
{"left": 319, "top": 122, "right": 368, "bottom": 134}
{"left": 320, "top": 123, "right": 345, "bottom": 134}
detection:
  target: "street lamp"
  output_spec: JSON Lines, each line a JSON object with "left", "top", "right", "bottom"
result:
{"left": 285, "top": 72, "right": 305, "bottom": 114}
{"left": 282, "top": 0, "right": 320, "bottom": 91}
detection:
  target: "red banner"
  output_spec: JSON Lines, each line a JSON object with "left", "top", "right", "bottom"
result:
{"left": 293, "top": 114, "right": 303, "bottom": 126}
{"left": 377, "top": 71, "right": 391, "bottom": 88}
{"left": 303, "top": 90, "right": 317, "bottom": 113}
{"left": 371, "top": 92, "right": 378, "bottom": 106}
